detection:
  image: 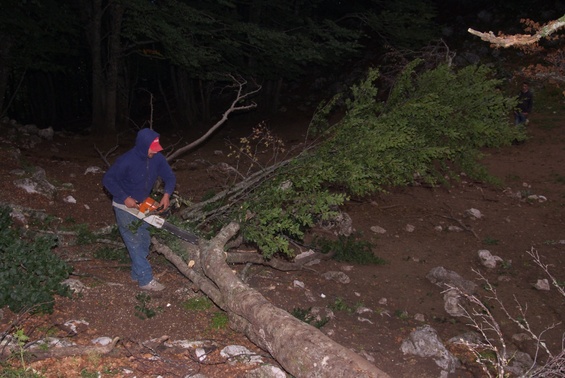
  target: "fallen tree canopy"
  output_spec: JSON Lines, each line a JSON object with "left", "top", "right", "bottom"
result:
{"left": 153, "top": 222, "right": 391, "bottom": 378}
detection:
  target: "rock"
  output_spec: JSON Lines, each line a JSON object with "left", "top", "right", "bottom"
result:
{"left": 31, "top": 337, "right": 76, "bottom": 349}
{"left": 293, "top": 280, "right": 305, "bottom": 289}
{"left": 13, "top": 167, "right": 56, "bottom": 198}
{"left": 443, "top": 290, "right": 465, "bottom": 317}
{"left": 414, "top": 313, "right": 426, "bottom": 322}
{"left": 319, "top": 211, "right": 354, "bottom": 236}
{"left": 62, "top": 278, "right": 88, "bottom": 293}
{"left": 64, "top": 195, "right": 77, "bottom": 204}
{"left": 478, "top": 249, "right": 503, "bottom": 269}
{"left": 221, "top": 345, "right": 263, "bottom": 365}
{"left": 321, "top": 271, "right": 350, "bottom": 284}
{"left": 370, "top": 225, "right": 387, "bottom": 234}
{"left": 195, "top": 347, "right": 207, "bottom": 361}
{"left": 505, "top": 350, "right": 534, "bottom": 376}
{"left": 37, "top": 126, "right": 54, "bottom": 140}
{"left": 533, "top": 279, "right": 550, "bottom": 291}
{"left": 294, "top": 249, "right": 315, "bottom": 261}
{"left": 426, "top": 266, "right": 478, "bottom": 295}
{"left": 92, "top": 337, "right": 114, "bottom": 346}
{"left": 245, "top": 364, "right": 286, "bottom": 378}
{"left": 465, "top": 208, "right": 483, "bottom": 219}
{"left": 63, "top": 319, "right": 89, "bottom": 334}
{"left": 84, "top": 166, "right": 103, "bottom": 175}
{"left": 400, "top": 325, "right": 460, "bottom": 373}
{"left": 405, "top": 224, "right": 415, "bottom": 232}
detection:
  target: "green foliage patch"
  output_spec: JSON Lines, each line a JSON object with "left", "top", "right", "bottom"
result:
{"left": 0, "top": 206, "right": 72, "bottom": 314}
{"left": 182, "top": 296, "right": 214, "bottom": 312}
{"left": 314, "top": 234, "right": 386, "bottom": 265}
{"left": 134, "top": 293, "right": 161, "bottom": 319}
{"left": 209, "top": 312, "right": 229, "bottom": 330}
{"left": 93, "top": 246, "right": 129, "bottom": 263}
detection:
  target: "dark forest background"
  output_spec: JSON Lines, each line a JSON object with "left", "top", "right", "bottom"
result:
{"left": 0, "top": 0, "right": 561, "bottom": 137}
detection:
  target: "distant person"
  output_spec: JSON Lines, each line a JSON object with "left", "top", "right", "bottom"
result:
{"left": 515, "top": 82, "right": 533, "bottom": 126}
{"left": 102, "top": 128, "right": 176, "bottom": 291}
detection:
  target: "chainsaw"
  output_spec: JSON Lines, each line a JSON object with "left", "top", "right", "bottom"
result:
{"left": 124, "top": 197, "right": 199, "bottom": 245}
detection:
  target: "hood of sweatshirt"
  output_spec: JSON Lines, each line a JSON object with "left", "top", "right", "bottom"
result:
{"left": 134, "top": 128, "right": 160, "bottom": 158}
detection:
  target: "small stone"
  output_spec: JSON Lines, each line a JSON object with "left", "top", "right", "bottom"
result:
{"left": 414, "top": 313, "right": 426, "bottom": 322}
{"left": 370, "top": 225, "right": 387, "bottom": 234}
{"left": 465, "top": 208, "right": 483, "bottom": 219}
{"left": 533, "top": 279, "right": 550, "bottom": 291}
{"left": 64, "top": 195, "right": 77, "bottom": 204}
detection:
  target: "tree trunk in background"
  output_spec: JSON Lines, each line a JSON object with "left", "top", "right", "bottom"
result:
{"left": 102, "top": 2, "right": 124, "bottom": 135}
{"left": 0, "top": 38, "right": 13, "bottom": 116}
{"left": 81, "top": 0, "right": 126, "bottom": 136}
{"left": 83, "top": 0, "right": 105, "bottom": 135}
{"left": 170, "top": 66, "right": 198, "bottom": 130}
{"left": 27, "top": 71, "right": 57, "bottom": 127}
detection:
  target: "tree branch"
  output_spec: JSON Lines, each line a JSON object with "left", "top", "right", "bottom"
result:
{"left": 166, "top": 75, "right": 261, "bottom": 162}
{"left": 468, "top": 14, "right": 565, "bottom": 47}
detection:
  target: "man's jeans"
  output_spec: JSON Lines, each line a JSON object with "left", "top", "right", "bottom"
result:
{"left": 114, "top": 207, "right": 153, "bottom": 286}
{"left": 515, "top": 112, "right": 527, "bottom": 126}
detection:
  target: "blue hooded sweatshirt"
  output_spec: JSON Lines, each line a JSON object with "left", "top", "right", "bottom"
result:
{"left": 103, "top": 129, "right": 176, "bottom": 205}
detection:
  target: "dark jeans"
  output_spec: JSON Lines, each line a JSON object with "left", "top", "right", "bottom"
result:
{"left": 114, "top": 207, "right": 153, "bottom": 286}
{"left": 515, "top": 112, "right": 527, "bottom": 126}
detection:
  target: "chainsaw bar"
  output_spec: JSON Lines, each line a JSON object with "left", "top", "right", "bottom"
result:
{"left": 122, "top": 207, "right": 199, "bottom": 245}
{"left": 161, "top": 221, "right": 199, "bottom": 244}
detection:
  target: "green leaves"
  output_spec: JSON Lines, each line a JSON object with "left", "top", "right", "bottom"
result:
{"left": 0, "top": 207, "right": 72, "bottom": 314}
{"left": 197, "top": 61, "right": 523, "bottom": 259}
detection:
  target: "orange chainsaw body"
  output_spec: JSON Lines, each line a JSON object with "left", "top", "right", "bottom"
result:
{"left": 138, "top": 197, "right": 160, "bottom": 213}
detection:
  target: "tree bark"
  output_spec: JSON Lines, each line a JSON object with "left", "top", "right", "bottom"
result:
{"left": 83, "top": 0, "right": 105, "bottom": 135}
{"left": 103, "top": 3, "right": 124, "bottom": 134}
{"left": 154, "top": 222, "right": 391, "bottom": 378}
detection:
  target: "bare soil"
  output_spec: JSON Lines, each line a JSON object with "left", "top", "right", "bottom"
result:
{"left": 1, "top": 108, "right": 564, "bottom": 378}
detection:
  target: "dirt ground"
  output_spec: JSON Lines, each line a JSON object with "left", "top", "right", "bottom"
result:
{"left": 0, "top": 103, "right": 564, "bottom": 378}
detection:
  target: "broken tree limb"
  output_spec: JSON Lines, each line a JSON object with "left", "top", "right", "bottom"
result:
{"left": 181, "top": 221, "right": 390, "bottom": 377}
{"left": 468, "top": 14, "right": 565, "bottom": 48}
{"left": 166, "top": 75, "right": 261, "bottom": 162}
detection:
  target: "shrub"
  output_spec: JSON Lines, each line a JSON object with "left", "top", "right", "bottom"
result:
{"left": 0, "top": 206, "right": 72, "bottom": 313}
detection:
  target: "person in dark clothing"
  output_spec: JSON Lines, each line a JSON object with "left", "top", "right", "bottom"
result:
{"left": 103, "top": 128, "right": 176, "bottom": 291}
{"left": 515, "top": 82, "right": 533, "bottom": 126}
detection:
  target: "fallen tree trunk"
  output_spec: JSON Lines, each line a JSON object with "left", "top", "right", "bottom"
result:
{"left": 155, "top": 222, "right": 391, "bottom": 378}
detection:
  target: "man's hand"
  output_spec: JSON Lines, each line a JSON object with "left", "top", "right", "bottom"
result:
{"left": 124, "top": 197, "right": 138, "bottom": 208}
{"left": 160, "top": 193, "right": 171, "bottom": 210}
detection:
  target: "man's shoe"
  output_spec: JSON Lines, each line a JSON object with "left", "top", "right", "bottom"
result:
{"left": 139, "top": 279, "right": 165, "bottom": 291}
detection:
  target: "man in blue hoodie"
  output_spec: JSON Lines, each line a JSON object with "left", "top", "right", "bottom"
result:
{"left": 103, "top": 128, "right": 176, "bottom": 291}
